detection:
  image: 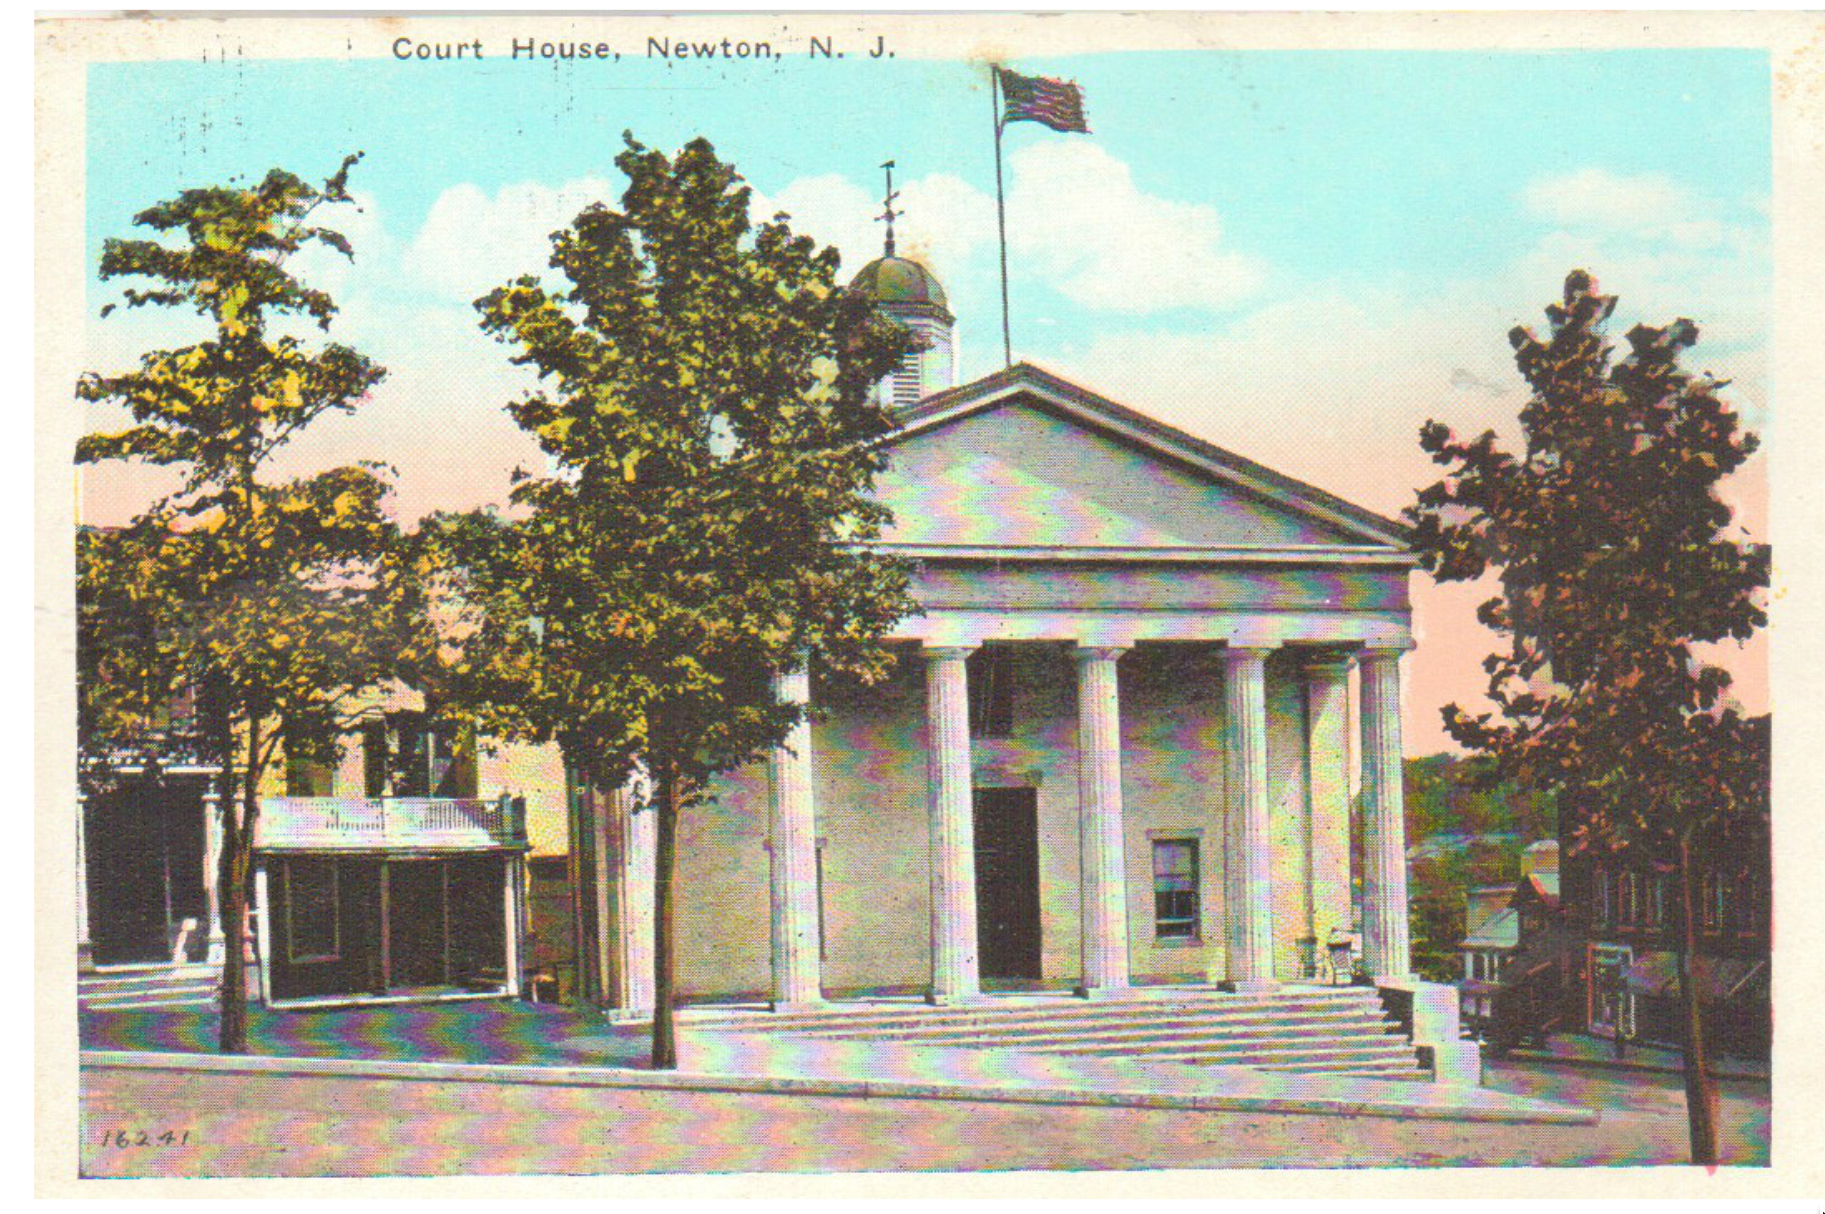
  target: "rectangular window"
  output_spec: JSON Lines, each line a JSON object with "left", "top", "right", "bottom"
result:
{"left": 1729, "top": 872, "right": 1757, "bottom": 935}
{"left": 1592, "top": 867, "right": 1612, "bottom": 926}
{"left": 967, "top": 646, "right": 1015, "bottom": 739}
{"left": 1619, "top": 872, "right": 1640, "bottom": 926}
{"left": 1701, "top": 871, "right": 1722, "bottom": 931}
{"left": 284, "top": 857, "right": 340, "bottom": 964}
{"left": 283, "top": 723, "right": 335, "bottom": 797}
{"left": 1152, "top": 839, "right": 1200, "bottom": 939}
{"left": 362, "top": 721, "right": 388, "bottom": 797}
{"left": 385, "top": 714, "right": 477, "bottom": 799}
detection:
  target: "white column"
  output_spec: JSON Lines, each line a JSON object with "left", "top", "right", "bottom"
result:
{"left": 503, "top": 856, "right": 522, "bottom": 997}
{"left": 76, "top": 794, "right": 93, "bottom": 971}
{"left": 1075, "top": 645, "right": 1131, "bottom": 998}
{"left": 1222, "top": 646, "right": 1277, "bottom": 991}
{"left": 1305, "top": 657, "right": 1355, "bottom": 970}
{"left": 1360, "top": 646, "right": 1413, "bottom": 982}
{"left": 768, "top": 667, "right": 824, "bottom": 1010}
{"left": 203, "top": 778, "right": 227, "bottom": 965}
{"left": 607, "top": 773, "right": 657, "bottom": 1016}
{"left": 924, "top": 645, "right": 981, "bottom": 1004}
{"left": 252, "top": 862, "right": 274, "bottom": 1005}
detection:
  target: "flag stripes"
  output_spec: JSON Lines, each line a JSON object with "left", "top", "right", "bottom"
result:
{"left": 996, "top": 67, "right": 1090, "bottom": 134}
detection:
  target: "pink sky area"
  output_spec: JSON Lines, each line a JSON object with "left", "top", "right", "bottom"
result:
{"left": 77, "top": 372, "right": 1770, "bottom": 759}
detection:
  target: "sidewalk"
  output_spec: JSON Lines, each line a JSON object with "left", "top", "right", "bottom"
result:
{"left": 79, "top": 999, "right": 1593, "bottom": 1125}
{"left": 1509, "top": 1033, "right": 1768, "bottom": 1082}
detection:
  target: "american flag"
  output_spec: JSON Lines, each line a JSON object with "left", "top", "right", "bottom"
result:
{"left": 997, "top": 67, "right": 1090, "bottom": 134}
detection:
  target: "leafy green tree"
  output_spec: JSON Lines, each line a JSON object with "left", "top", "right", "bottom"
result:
{"left": 425, "top": 135, "right": 916, "bottom": 1068}
{"left": 1406, "top": 271, "right": 1769, "bottom": 1164}
{"left": 77, "top": 156, "right": 405, "bottom": 1053}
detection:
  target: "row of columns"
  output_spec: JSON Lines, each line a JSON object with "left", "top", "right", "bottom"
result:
{"left": 761, "top": 642, "right": 1413, "bottom": 1010}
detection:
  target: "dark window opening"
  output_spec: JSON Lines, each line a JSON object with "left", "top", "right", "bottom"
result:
{"left": 968, "top": 646, "right": 1015, "bottom": 738}
{"left": 284, "top": 722, "right": 336, "bottom": 797}
{"left": 1152, "top": 838, "right": 1200, "bottom": 939}
{"left": 373, "top": 713, "right": 478, "bottom": 799}
{"left": 285, "top": 857, "right": 340, "bottom": 963}
{"left": 362, "top": 721, "right": 388, "bottom": 797}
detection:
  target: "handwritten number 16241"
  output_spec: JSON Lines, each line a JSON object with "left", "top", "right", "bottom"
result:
{"left": 101, "top": 1129, "right": 190, "bottom": 1147}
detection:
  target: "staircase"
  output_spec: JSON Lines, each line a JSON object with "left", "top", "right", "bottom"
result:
{"left": 682, "top": 986, "right": 1424, "bottom": 1082}
{"left": 79, "top": 963, "right": 224, "bottom": 1012}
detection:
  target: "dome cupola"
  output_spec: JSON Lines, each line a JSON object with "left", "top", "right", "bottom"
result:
{"left": 849, "top": 161, "right": 957, "bottom": 409}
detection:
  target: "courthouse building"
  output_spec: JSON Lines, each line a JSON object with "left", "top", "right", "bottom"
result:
{"left": 80, "top": 243, "right": 1421, "bottom": 1019}
{"left": 573, "top": 247, "right": 1420, "bottom": 1012}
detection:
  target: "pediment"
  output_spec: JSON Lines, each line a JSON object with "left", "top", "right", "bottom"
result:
{"left": 870, "top": 366, "right": 1409, "bottom": 558}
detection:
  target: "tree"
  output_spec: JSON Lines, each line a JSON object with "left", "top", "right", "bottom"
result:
{"left": 1406, "top": 270, "right": 1769, "bottom": 1164}
{"left": 425, "top": 134, "right": 916, "bottom": 1068}
{"left": 77, "top": 156, "right": 405, "bottom": 1053}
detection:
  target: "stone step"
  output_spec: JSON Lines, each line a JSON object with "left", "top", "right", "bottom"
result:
{"left": 1257, "top": 1058, "right": 1425, "bottom": 1076}
{"left": 701, "top": 989, "right": 1381, "bottom": 1036}
{"left": 814, "top": 1006, "right": 1392, "bottom": 1046}
{"left": 991, "top": 1023, "right": 1407, "bottom": 1056}
{"left": 82, "top": 989, "right": 219, "bottom": 1011}
{"left": 81, "top": 969, "right": 219, "bottom": 994}
{"left": 1082, "top": 1036, "right": 1414, "bottom": 1063}
{"left": 1168, "top": 1047, "right": 1420, "bottom": 1073}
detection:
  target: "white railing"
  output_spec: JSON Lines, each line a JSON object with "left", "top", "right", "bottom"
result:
{"left": 256, "top": 796, "right": 527, "bottom": 852}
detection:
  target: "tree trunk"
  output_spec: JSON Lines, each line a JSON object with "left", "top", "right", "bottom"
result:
{"left": 218, "top": 713, "right": 258, "bottom": 1055}
{"left": 1676, "top": 835, "right": 1722, "bottom": 1166}
{"left": 650, "top": 750, "right": 679, "bottom": 1071}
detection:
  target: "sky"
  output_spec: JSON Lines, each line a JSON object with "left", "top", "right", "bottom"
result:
{"left": 78, "top": 45, "right": 1773, "bottom": 753}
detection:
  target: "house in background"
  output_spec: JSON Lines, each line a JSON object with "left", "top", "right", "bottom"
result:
{"left": 1457, "top": 841, "right": 1572, "bottom": 1049}
{"left": 1557, "top": 723, "right": 1771, "bottom": 1058}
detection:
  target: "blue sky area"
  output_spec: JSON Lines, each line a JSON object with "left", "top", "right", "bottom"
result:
{"left": 81, "top": 45, "right": 1773, "bottom": 749}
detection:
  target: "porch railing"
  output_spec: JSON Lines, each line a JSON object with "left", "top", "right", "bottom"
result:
{"left": 256, "top": 796, "right": 527, "bottom": 852}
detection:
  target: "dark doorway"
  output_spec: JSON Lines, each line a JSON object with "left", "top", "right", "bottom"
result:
{"left": 387, "top": 860, "right": 450, "bottom": 989}
{"left": 84, "top": 775, "right": 208, "bottom": 967}
{"left": 973, "top": 787, "right": 1042, "bottom": 981}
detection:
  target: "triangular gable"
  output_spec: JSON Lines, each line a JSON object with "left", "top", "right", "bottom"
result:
{"left": 873, "top": 363, "right": 1411, "bottom": 555}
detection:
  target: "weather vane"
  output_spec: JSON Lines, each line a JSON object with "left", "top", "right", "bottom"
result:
{"left": 877, "top": 159, "right": 901, "bottom": 257}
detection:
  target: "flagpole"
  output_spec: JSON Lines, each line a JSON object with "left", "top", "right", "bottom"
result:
{"left": 991, "top": 65, "right": 1013, "bottom": 368}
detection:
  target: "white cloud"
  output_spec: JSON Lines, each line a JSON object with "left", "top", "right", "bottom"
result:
{"left": 1523, "top": 168, "right": 1703, "bottom": 235}
{"left": 403, "top": 177, "right": 618, "bottom": 304}
{"left": 1006, "top": 141, "right": 1263, "bottom": 314}
{"left": 757, "top": 143, "right": 1262, "bottom": 317}
{"left": 752, "top": 171, "right": 996, "bottom": 290}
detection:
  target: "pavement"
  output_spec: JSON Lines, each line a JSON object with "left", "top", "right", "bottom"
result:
{"left": 80, "top": 998, "right": 1587, "bottom": 1125}
{"left": 1506, "top": 1033, "right": 1768, "bottom": 1081}
{"left": 76, "top": 1055, "right": 1771, "bottom": 1176}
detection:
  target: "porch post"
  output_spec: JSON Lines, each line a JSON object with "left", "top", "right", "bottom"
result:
{"left": 252, "top": 861, "right": 274, "bottom": 1005}
{"left": 202, "top": 778, "right": 227, "bottom": 965}
{"left": 1360, "top": 646, "right": 1413, "bottom": 982}
{"left": 924, "top": 644, "right": 981, "bottom": 1004}
{"left": 1305, "top": 656, "right": 1355, "bottom": 971}
{"left": 503, "top": 856, "right": 522, "bottom": 997}
{"left": 768, "top": 666, "right": 824, "bottom": 1010}
{"left": 1222, "top": 646, "right": 1277, "bottom": 991}
{"left": 76, "top": 794, "right": 92, "bottom": 971}
{"left": 1074, "top": 645, "right": 1131, "bottom": 998}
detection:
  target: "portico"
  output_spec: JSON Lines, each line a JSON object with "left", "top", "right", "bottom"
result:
{"left": 639, "top": 362, "right": 1419, "bottom": 1013}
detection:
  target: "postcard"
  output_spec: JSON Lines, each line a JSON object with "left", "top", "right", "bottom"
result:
{"left": 34, "top": 9, "right": 1825, "bottom": 1197}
